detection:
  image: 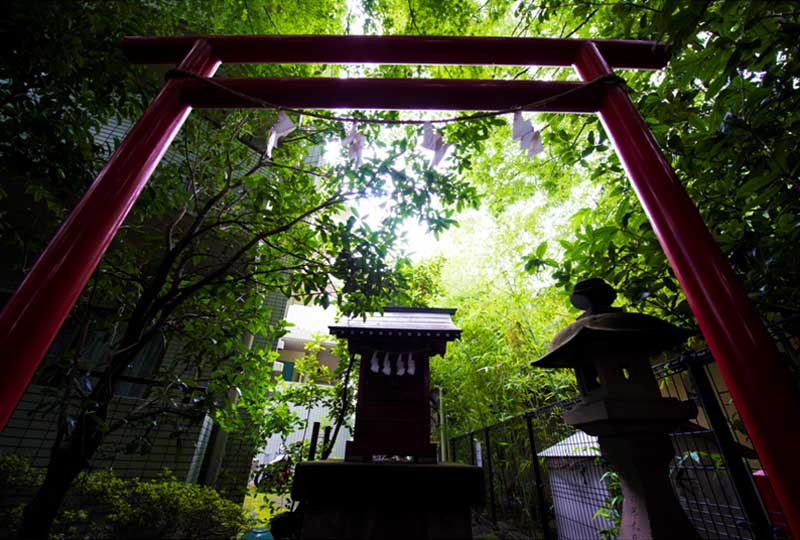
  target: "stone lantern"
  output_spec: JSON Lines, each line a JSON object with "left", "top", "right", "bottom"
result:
{"left": 291, "top": 307, "right": 483, "bottom": 540}
{"left": 533, "top": 279, "right": 702, "bottom": 540}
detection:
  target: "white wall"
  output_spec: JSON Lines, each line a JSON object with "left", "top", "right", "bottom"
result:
{"left": 255, "top": 394, "right": 351, "bottom": 464}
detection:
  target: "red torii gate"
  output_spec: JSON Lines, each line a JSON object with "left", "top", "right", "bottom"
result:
{"left": 1, "top": 35, "right": 798, "bottom": 533}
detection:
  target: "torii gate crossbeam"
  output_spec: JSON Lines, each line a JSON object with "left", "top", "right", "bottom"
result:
{"left": 0, "top": 35, "right": 797, "bottom": 535}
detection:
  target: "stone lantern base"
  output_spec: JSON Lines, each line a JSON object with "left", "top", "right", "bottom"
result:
{"left": 564, "top": 397, "right": 702, "bottom": 540}
{"left": 291, "top": 461, "right": 484, "bottom": 540}
{"left": 598, "top": 433, "right": 701, "bottom": 540}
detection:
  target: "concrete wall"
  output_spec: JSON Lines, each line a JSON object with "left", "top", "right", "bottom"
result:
{"left": 209, "top": 291, "right": 290, "bottom": 502}
{"left": 256, "top": 395, "right": 352, "bottom": 465}
{"left": 0, "top": 384, "right": 208, "bottom": 481}
{"left": 0, "top": 291, "right": 289, "bottom": 500}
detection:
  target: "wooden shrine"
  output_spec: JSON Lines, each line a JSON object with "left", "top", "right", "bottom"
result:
{"left": 291, "top": 307, "right": 482, "bottom": 540}
{"left": 328, "top": 307, "right": 461, "bottom": 462}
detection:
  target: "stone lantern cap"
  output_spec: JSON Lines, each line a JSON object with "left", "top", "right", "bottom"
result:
{"left": 533, "top": 279, "right": 693, "bottom": 369}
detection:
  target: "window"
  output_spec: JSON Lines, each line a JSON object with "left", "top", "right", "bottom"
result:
{"left": 114, "top": 334, "right": 166, "bottom": 398}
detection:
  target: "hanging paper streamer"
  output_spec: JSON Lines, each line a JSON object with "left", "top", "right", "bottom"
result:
{"left": 382, "top": 352, "right": 392, "bottom": 376}
{"left": 396, "top": 355, "right": 406, "bottom": 376}
{"left": 342, "top": 125, "right": 366, "bottom": 167}
{"left": 370, "top": 351, "right": 380, "bottom": 373}
{"left": 512, "top": 112, "right": 544, "bottom": 159}
{"left": 421, "top": 122, "right": 451, "bottom": 168}
{"left": 407, "top": 354, "right": 416, "bottom": 376}
{"left": 266, "top": 111, "right": 296, "bottom": 158}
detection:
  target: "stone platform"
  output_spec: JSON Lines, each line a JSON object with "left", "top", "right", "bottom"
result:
{"left": 291, "top": 461, "right": 484, "bottom": 540}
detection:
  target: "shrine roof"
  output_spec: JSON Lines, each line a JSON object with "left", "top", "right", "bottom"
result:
{"left": 329, "top": 307, "right": 461, "bottom": 340}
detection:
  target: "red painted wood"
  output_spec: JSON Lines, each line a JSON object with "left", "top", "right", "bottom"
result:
{"left": 123, "top": 34, "right": 669, "bottom": 70}
{"left": 181, "top": 77, "right": 602, "bottom": 112}
{"left": 575, "top": 41, "right": 800, "bottom": 537}
{"left": 753, "top": 471, "right": 794, "bottom": 539}
{"left": 0, "top": 40, "right": 220, "bottom": 428}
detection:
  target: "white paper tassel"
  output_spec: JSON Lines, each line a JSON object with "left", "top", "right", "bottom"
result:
{"left": 512, "top": 111, "right": 544, "bottom": 159}
{"left": 370, "top": 351, "right": 379, "bottom": 373}
{"left": 421, "top": 122, "right": 451, "bottom": 168}
{"left": 421, "top": 122, "right": 437, "bottom": 149}
{"left": 407, "top": 354, "right": 416, "bottom": 376}
{"left": 382, "top": 352, "right": 392, "bottom": 376}
{"left": 527, "top": 131, "right": 544, "bottom": 157}
{"left": 342, "top": 125, "right": 366, "bottom": 167}
{"left": 512, "top": 111, "right": 530, "bottom": 139}
{"left": 396, "top": 355, "right": 406, "bottom": 376}
{"left": 266, "top": 111, "right": 296, "bottom": 158}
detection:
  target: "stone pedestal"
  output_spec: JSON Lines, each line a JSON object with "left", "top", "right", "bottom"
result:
{"left": 561, "top": 391, "right": 703, "bottom": 540}
{"left": 291, "top": 461, "right": 483, "bottom": 540}
{"left": 598, "top": 433, "right": 700, "bottom": 539}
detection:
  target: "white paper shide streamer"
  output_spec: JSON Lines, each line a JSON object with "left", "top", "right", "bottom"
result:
{"left": 396, "top": 354, "right": 406, "bottom": 376}
{"left": 512, "top": 112, "right": 544, "bottom": 159}
{"left": 370, "top": 351, "right": 380, "bottom": 373}
{"left": 267, "top": 111, "right": 540, "bottom": 172}
{"left": 382, "top": 352, "right": 391, "bottom": 376}
{"left": 266, "top": 111, "right": 296, "bottom": 158}
{"left": 367, "top": 351, "right": 419, "bottom": 377}
{"left": 342, "top": 125, "right": 366, "bottom": 167}
{"left": 265, "top": 108, "right": 545, "bottom": 170}
{"left": 421, "top": 122, "right": 451, "bottom": 168}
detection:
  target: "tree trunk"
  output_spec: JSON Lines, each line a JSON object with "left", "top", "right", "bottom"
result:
{"left": 321, "top": 353, "right": 356, "bottom": 459}
{"left": 19, "top": 337, "right": 139, "bottom": 539}
{"left": 19, "top": 434, "right": 102, "bottom": 539}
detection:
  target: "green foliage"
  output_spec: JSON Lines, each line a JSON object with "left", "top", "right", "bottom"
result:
{"left": 0, "top": 454, "right": 44, "bottom": 490}
{"left": 364, "top": 0, "right": 800, "bottom": 447}
{"left": 3, "top": 4, "right": 486, "bottom": 534}
{"left": 56, "top": 468, "right": 253, "bottom": 540}
{"left": 6, "top": 0, "right": 800, "bottom": 534}
{"left": 286, "top": 336, "right": 359, "bottom": 461}
{"left": 0, "top": 455, "right": 43, "bottom": 538}
{"left": 242, "top": 487, "right": 280, "bottom": 524}
{"left": 517, "top": 1, "right": 800, "bottom": 326}
{"left": 670, "top": 450, "right": 724, "bottom": 501}
{"left": 391, "top": 256, "right": 446, "bottom": 307}
{"left": 292, "top": 334, "right": 334, "bottom": 385}
{"left": 250, "top": 336, "right": 355, "bottom": 512}
{"left": 251, "top": 439, "right": 307, "bottom": 515}
{"left": 319, "top": 340, "right": 360, "bottom": 459}
{"left": 0, "top": 456, "right": 251, "bottom": 540}
{"left": 430, "top": 210, "right": 580, "bottom": 435}
{"left": 595, "top": 468, "right": 622, "bottom": 540}
{"left": 673, "top": 450, "right": 724, "bottom": 473}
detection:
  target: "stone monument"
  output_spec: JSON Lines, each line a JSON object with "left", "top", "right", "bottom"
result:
{"left": 533, "top": 279, "right": 702, "bottom": 540}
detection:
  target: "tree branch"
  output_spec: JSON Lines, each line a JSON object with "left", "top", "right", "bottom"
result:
{"left": 165, "top": 190, "right": 355, "bottom": 307}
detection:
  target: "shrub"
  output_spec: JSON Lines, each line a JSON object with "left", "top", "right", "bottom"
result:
{"left": 0, "top": 455, "right": 253, "bottom": 539}
{"left": 0, "top": 454, "right": 44, "bottom": 489}
{"left": 60, "top": 468, "right": 254, "bottom": 539}
{"left": 0, "top": 454, "right": 43, "bottom": 539}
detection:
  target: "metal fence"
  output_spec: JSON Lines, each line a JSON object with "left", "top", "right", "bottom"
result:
{"left": 450, "top": 351, "right": 793, "bottom": 540}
